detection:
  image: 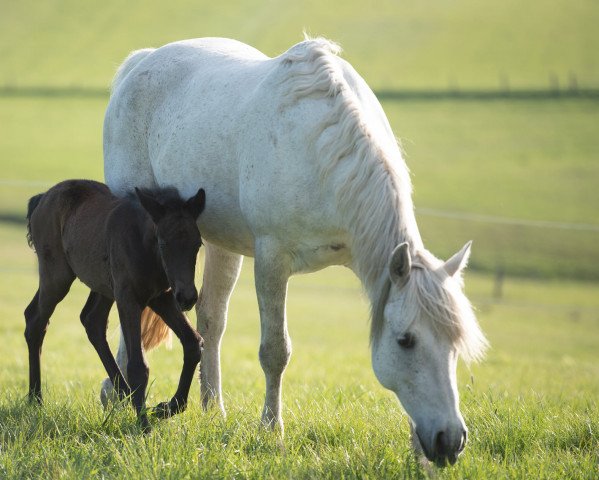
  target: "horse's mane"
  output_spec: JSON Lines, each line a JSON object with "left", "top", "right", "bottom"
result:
{"left": 278, "top": 36, "right": 420, "bottom": 289}
{"left": 278, "top": 37, "right": 487, "bottom": 361}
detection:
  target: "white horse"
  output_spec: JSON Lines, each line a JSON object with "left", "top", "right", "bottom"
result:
{"left": 102, "top": 36, "right": 487, "bottom": 465}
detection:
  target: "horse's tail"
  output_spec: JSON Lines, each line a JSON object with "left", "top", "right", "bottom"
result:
{"left": 140, "top": 306, "right": 173, "bottom": 351}
{"left": 26, "top": 192, "right": 45, "bottom": 249}
{"left": 111, "top": 48, "right": 155, "bottom": 94}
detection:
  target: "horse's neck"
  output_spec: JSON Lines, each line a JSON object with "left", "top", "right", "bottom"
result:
{"left": 350, "top": 199, "right": 423, "bottom": 303}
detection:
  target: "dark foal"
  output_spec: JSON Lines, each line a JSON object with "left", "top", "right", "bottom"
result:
{"left": 25, "top": 179, "right": 205, "bottom": 430}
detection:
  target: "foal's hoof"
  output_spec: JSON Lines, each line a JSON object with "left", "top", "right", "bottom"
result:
{"left": 139, "top": 416, "right": 152, "bottom": 434}
{"left": 152, "top": 400, "right": 186, "bottom": 419}
{"left": 27, "top": 391, "right": 43, "bottom": 405}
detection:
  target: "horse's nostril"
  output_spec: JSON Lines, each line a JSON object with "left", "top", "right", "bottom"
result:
{"left": 435, "top": 430, "right": 447, "bottom": 456}
{"left": 458, "top": 428, "right": 467, "bottom": 452}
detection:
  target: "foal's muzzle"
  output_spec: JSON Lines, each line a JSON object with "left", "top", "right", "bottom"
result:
{"left": 175, "top": 287, "right": 198, "bottom": 312}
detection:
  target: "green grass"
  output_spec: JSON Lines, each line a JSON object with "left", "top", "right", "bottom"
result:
{"left": 0, "top": 220, "right": 597, "bottom": 478}
{"left": 1, "top": 0, "right": 599, "bottom": 90}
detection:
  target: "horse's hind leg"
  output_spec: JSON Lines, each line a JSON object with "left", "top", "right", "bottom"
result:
{"left": 24, "top": 261, "right": 75, "bottom": 402}
{"left": 80, "top": 292, "right": 131, "bottom": 400}
{"left": 196, "top": 242, "right": 243, "bottom": 413}
{"left": 149, "top": 290, "right": 203, "bottom": 418}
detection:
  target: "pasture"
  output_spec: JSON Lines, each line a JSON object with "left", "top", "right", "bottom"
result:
{"left": 1, "top": 0, "right": 598, "bottom": 477}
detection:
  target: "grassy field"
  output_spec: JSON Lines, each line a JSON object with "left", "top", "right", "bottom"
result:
{"left": 1, "top": 0, "right": 599, "bottom": 90}
{"left": 1, "top": 1, "right": 598, "bottom": 478}
{"left": 0, "top": 218, "right": 598, "bottom": 478}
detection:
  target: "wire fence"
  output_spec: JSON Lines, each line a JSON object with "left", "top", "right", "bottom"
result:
{"left": 2, "top": 85, "right": 599, "bottom": 101}
{"left": 2, "top": 177, "right": 598, "bottom": 284}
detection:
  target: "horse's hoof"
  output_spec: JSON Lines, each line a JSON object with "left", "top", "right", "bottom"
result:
{"left": 100, "top": 378, "right": 119, "bottom": 409}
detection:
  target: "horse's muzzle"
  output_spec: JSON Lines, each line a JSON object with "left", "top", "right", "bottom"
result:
{"left": 416, "top": 426, "right": 467, "bottom": 467}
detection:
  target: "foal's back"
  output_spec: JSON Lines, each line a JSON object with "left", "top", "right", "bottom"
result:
{"left": 28, "top": 180, "right": 124, "bottom": 297}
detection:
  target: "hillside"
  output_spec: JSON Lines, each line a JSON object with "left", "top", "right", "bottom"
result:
{"left": 1, "top": 0, "right": 599, "bottom": 90}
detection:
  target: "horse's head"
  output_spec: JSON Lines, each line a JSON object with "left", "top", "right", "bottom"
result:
{"left": 136, "top": 187, "right": 205, "bottom": 311}
{"left": 370, "top": 241, "right": 487, "bottom": 466}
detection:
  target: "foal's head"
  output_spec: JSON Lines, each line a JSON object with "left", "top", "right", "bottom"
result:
{"left": 136, "top": 187, "right": 205, "bottom": 311}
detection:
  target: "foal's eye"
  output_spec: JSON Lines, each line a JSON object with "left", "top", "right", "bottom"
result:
{"left": 397, "top": 332, "right": 416, "bottom": 349}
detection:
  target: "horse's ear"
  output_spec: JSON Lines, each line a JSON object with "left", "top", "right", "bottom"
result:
{"left": 389, "top": 242, "right": 411, "bottom": 286}
{"left": 444, "top": 241, "right": 472, "bottom": 277}
{"left": 136, "top": 188, "right": 165, "bottom": 223}
{"left": 185, "top": 187, "right": 205, "bottom": 219}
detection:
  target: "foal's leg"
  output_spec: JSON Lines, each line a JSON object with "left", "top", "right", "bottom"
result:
{"left": 100, "top": 327, "right": 129, "bottom": 407}
{"left": 149, "top": 290, "right": 203, "bottom": 418}
{"left": 80, "top": 292, "right": 131, "bottom": 400}
{"left": 254, "top": 238, "right": 292, "bottom": 431}
{"left": 196, "top": 242, "right": 243, "bottom": 413}
{"left": 24, "top": 261, "right": 75, "bottom": 403}
{"left": 115, "top": 294, "right": 150, "bottom": 431}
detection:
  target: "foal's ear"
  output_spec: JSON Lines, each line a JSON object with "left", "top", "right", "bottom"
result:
{"left": 136, "top": 188, "right": 165, "bottom": 223}
{"left": 389, "top": 242, "right": 411, "bottom": 286}
{"left": 185, "top": 188, "right": 206, "bottom": 219}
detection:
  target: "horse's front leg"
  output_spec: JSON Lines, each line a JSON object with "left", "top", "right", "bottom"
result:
{"left": 254, "top": 238, "right": 292, "bottom": 432}
{"left": 149, "top": 290, "right": 203, "bottom": 418}
{"left": 115, "top": 293, "right": 150, "bottom": 431}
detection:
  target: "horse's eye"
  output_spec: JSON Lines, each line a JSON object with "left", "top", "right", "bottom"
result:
{"left": 397, "top": 333, "right": 416, "bottom": 349}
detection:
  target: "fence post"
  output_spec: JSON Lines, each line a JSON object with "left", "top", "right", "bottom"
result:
{"left": 493, "top": 267, "right": 505, "bottom": 300}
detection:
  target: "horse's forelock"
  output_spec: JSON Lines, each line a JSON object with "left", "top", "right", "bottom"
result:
{"left": 370, "top": 255, "right": 488, "bottom": 363}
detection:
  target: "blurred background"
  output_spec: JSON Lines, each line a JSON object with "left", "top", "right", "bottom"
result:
{"left": 1, "top": 0, "right": 598, "bottom": 282}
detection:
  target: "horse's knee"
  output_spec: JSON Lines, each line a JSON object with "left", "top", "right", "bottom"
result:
{"left": 196, "top": 303, "right": 226, "bottom": 340}
{"left": 259, "top": 337, "right": 292, "bottom": 376}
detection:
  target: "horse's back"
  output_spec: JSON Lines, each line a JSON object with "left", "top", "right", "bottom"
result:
{"left": 103, "top": 38, "right": 381, "bottom": 264}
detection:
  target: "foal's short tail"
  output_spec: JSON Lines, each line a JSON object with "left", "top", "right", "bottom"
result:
{"left": 26, "top": 192, "right": 45, "bottom": 249}
{"left": 141, "top": 307, "right": 173, "bottom": 351}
